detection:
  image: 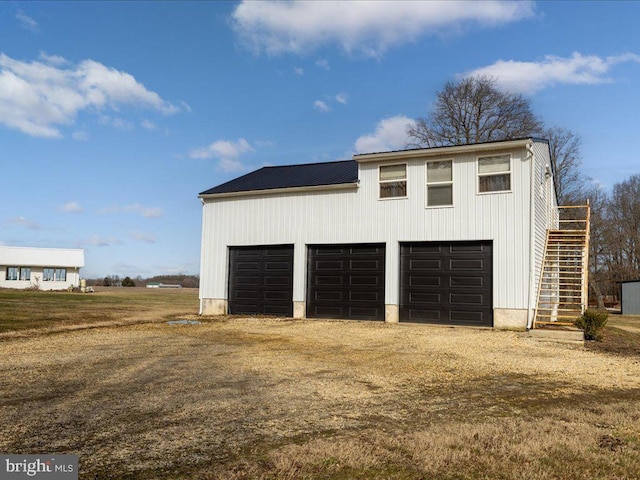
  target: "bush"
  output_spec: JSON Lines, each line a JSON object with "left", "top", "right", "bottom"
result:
{"left": 575, "top": 309, "right": 609, "bottom": 341}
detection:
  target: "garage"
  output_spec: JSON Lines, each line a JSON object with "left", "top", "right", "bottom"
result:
{"left": 400, "top": 241, "right": 493, "bottom": 326}
{"left": 307, "top": 244, "right": 385, "bottom": 321}
{"left": 228, "top": 245, "right": 294, "bottom": 316}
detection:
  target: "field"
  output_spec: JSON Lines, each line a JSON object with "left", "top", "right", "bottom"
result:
{"left": 1, "top": 288, "right": 639, "bottom": 479}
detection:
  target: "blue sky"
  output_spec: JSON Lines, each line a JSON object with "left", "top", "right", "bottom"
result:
{"left": 1, "top": 1, "right": 639, "bottom": 278}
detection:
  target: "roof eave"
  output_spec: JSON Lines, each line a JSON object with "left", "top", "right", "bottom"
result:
{"left": 199, "top": 181, "right": 358, "bottom": 200}
{"left": 354, "top": 138, "right": 534, "bottom": 163}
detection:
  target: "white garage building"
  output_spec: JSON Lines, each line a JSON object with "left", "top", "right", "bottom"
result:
{"left": 199, "top": 138, "right": 588, "bottom": 329}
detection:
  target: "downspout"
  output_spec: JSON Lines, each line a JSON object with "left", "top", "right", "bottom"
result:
{"left": 198, "top": 196, "right": 206, "bottom": 315}
{"left": 526, "top": 141, "right": 537, "bottom": 330}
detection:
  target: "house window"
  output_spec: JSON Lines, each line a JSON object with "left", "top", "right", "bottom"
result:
{"left": 55, "top": 268, "right": 67, "bottom": 282}
{"left": 43, "top": 268, "right": 55, "bottom": 281}
{"left": 427, "top": 160, "right": 453, "bottom": 206}
{"left": 6, "top": 267, "right": 18, "bottom": 281}
{"left": 478, "top": 154, "right": 511, "bottom": 193}
{"left": 19, "top": 267, "right": 31, "bottom": 281}
{"left": 379, "top": 164, "right": 407, "bottom": 199}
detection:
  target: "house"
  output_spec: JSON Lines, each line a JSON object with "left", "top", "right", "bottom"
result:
{"left": 198, "top": 137, "right": 589, "bottom": 329}
{"left": 0, "top": 246, "right": 85, "bottom": 290}
{"left": 621, "top": 280, "right": 640, "bottom": 315}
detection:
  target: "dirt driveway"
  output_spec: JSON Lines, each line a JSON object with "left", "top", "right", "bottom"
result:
{"left": 1, "top": 316, "right": 639, "bottom": 479}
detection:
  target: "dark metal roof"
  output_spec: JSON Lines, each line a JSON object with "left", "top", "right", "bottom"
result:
{"left": 353, "top": 136, "right": 549, "bottom": 158}
{"left": 200, "top": 159, "right": 358, "bottom": 196}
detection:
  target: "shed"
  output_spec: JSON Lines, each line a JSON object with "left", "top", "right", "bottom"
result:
{"left": 621, "top": 280, "right": 640, "bottom": 315}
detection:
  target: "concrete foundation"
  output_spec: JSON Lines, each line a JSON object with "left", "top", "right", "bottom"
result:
{"left": 385, "top": 304, "right": 399, "bottom": 323}
{"left": 200, "top": 298, "right": 227, "bottom": 316}
{"left": 493, "top": 308, "right": 528, "bottom": 330}
{"left": 293, "top": 301, "right": 306, "bottom": 319}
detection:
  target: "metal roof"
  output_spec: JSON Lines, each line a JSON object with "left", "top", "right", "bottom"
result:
{"left": 200, "top": 159, "right": 358, "bottom": 196}
{"left": 0, "top": 246, "right": 85, "bottom": 268}
{"left": 353, "top": 136, "right": 548, "bottom": 159}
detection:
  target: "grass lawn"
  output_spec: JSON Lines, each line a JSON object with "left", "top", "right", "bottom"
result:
{"left": 0, "top": 287, "right": 199, "bottom": 333}
{"left": 1, "top": 290, "right": 639, "bottom": 479}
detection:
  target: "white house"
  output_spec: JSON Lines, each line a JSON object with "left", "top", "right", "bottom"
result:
{"left": 198, "top": 138, "right": 562, "bottom": 329}
{"left": 0, "top": 246, "right": 85, "bottom": 290}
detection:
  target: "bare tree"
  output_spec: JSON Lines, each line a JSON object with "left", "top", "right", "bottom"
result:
{"left": 605, "top": 174, "right": 640, "bottom": 281}
{"left": 586, "top": 188, "right": 609, "bottom": 309}
{"left": 407, "top": 76, "right": 543, "bottom": 147}
{"left": 546, "top": 126, "right": 587, "bottom": 205}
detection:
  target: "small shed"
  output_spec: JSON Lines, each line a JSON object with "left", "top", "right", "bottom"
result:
{"left": 621, "top": 280, "right": 640, "bottom": 315}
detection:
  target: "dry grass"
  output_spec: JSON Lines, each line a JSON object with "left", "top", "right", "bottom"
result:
{"left": 1, "top": 291, "right": 639, "bottom": 479}
{"left": 0, "top": 287, "right": 198, "bottom": 334}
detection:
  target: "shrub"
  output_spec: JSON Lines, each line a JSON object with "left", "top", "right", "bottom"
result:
{"left": 575, "top": 309, "right": 609, "bottom": 341}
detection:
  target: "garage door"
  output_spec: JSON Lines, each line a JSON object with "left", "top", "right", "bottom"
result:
{"left": 228, "top": 245, "right": 294, "bottom": 316}
{"left": 307, "top": 244, "right": 385, "bottom": 321}
{"left": 400, "top": 241, "right": 492, "bottom": 326}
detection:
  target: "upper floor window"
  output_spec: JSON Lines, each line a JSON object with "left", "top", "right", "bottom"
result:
{"left": 6, "top": 267, "right": 18, "bottom": 281}
{"left": 426, "top": 160, "right": 453, "bottom": 207}
{"left": 478, "top": 154, "right": 511, "bottom": 193}
{"left": 379, "top": 164, "right": 407, "bottom": 199}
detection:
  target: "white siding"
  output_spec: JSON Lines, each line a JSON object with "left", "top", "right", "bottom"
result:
{"left": 0, "top": 247, "right": 84, "bottom": 290}
{"left": 200, "top": 140, "right": 555, "bottom": 314}
{"left": 529, "top": 141, "right": 559, "bottom": 323}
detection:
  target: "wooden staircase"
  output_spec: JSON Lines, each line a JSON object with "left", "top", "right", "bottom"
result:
{"left": 533, "top": 204, "right": 590, "bottom": 328}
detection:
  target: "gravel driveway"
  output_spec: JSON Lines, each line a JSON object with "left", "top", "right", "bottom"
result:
{"left": 1, "top": 316, "right": 639, "bottom": 479}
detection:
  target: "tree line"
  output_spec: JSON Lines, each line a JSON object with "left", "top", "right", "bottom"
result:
{"left": 407, "top": 76, "right": 639, "bottom": 307}
{"left": 86, "top": 274, "right": 200, "bottom": 288}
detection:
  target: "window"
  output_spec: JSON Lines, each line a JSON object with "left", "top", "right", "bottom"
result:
{"left": 478, "top": 154, "right": 511, "bottom": 193}
{"left": 6, "top": 267, "right": 18, "bottom": 281}
{"left": 19, "top": 267, "right": 31, "bottom": 281}
{"left": 55, "top": 268, "right": 67, "bottom": 282}
{"left": 426, "top": 160, "right": 453, "bottom": 206}
{"left": 43, "top": 268, "right": 55, "bottom": 281}
{"left": 379, "top": 164, "right": 407, "bottom": 199}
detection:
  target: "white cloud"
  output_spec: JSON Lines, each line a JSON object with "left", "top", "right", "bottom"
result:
{"left": 16, "top": 10, "right": 39, "bottom": 32}
{"left": 85, "top": 235, "right": 123, "bottom": 247}
{"left": 129, "top": 231, "right": 157, "bottom": 244}
{"left": 316, "top": 59, "right": 330, "bottom": 70}
{"left": 72, "top": 131, "right": 89, "bottom": 141}
{"left": 313, "top": 100, "right": 331, "bottom": 112}
{"left": 335, "top": 93, "right": 348, "bottom": 104}
{"left": 141, "top": 119, "right": 157, "bottom": 130}
{"left": 354, "top": 115, "right": 416, "bottom": 154}
{"left": 39, "top": 52, "right": 67, "bottom": 66}
{"left": 99, "top": 115, "right": 134, "bottom": 131}
{"left": 123, "top": 204, "right": 164, "bottom": 218}
{"left": 188, "top": 138, "right": 254, "bottom": 172}
{"left": 464, "top": 52, "right": 640, "bottom": 94}
{"left": 231, "top": 1, "right": 535, "bottom": 57}
{"left": 60, "top": 202, "right": 83, "bottom": 213}
{"left": 100, "top": 204, "right": 164, "bottom": 218}
{"left": 294, "top": 67, "right": 304, "bottom": 76}
{"left": 3, "top": 216, "right": 41, "bottom": 230}
{"left": 0, "top": 53, "right": 183, "bottom": 138}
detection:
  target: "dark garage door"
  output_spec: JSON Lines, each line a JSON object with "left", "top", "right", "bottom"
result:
{"left": 228, "top": 245, "right": 294, "bottom": 316}
{"left": 307, "top": 244, "right": 385, "bottom": 321}
{"left": 400, "top": 241, "right": 492, "bottom": 326}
